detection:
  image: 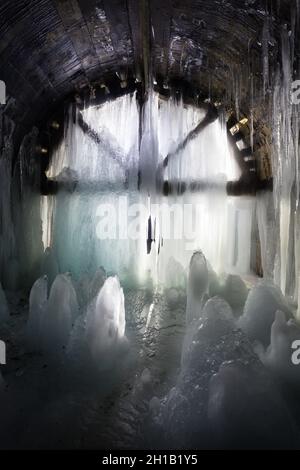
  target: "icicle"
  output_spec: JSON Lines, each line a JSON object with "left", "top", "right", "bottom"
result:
{"left": 262, "top": 19, "right": 270, "bottom": 98}
{"left": 42, "top": 92, "right": 253, "bottom": 286}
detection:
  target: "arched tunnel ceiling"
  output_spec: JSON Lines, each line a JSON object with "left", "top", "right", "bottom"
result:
{"left": 0, "top": 0, "right": 293, "bottom": 130}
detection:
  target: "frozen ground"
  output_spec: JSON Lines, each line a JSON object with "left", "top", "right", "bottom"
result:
{"left": 0, "top": 286, "right": 186, "bottom": 449}
{"left": 0, "top": 267, "right": 300, "bottom": 450}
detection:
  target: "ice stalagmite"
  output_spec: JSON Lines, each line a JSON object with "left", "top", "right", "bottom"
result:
{"left": 41, "top": 248, "right": 59, "bottom": 288}
{"left": 221, "top": 274, "right": 248, "bottom": 315}
{"left": 164, "top": 257, "right": 186, "bottom": 289}
{"left": 186, "top": 251, "right": 208, "bottom": 325}
{"left": 42, "top": 274, "right": 79, "bottom": 354}
{"left": 85, "top": 276, "right": 126, "bottom": 369}
{"left": 257, "top": 311, "right": 300, "bottom": 387}
{"left": 89, "top": 267, "right": 106, "bottom": 301}
{"left": 27, "top": 276, "right": 48, "bottom": 350}
{"left": 0, "top": 283, "right": 9, "bottom": 322}
{"left": 238, "top": 281, "right": 292, "bottom": 346}
{"left": 182, "top": 296, "right": 234, "bottom": 372}
{"left": 208, "top": 361, "right": 298, "bottom": 449}
{"left": 151, "top": 294, "right": 298, "bottom": 449}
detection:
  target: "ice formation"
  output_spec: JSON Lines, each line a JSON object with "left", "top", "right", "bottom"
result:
{"left": 1, "top": 7, "right": 300, "bottom": 450}
{"left": 256, "top": 20, "right": 300, "bottom": 309}
{"left": 0, "top": 282, "right": 9, "bottom": 322}
{"left": 26, "top": 275, "right": 48, "bottom": 350}
{"left": 40, "top": 248, "right": 59, "bottom": 289}
{"left": 257, "top": 311, "right": 300, "bottom": 387}
{"left": 164, "top": 257, "right": 186, "bottom": 289}
{"left": 207, "top": 361, "right": 298, "bottom": 449}
{"left": 41, "top": 274, "right": 79, "bottom": 354}
{"left": 150, "top": 264, "right": 299, "bottom": 449}
{"left": 182, "top": 296, "right": 234, "bottom": 370}
{"left": 89, "top": 267, "right": 107, "bottom": 301}
{"left": 40, "top": 92, "right": 254, "bottom": 287}
{"left": 186, "top": 251, "right": 208, "bottom": 324}
{"left": 165, "top": 287, "right": 182, "bottom": 309}
{"left": 238, "top": 281, "right": 293, "bottom": 346}
{"left": 221, "top": 274, "right": 248, "bottom": 315}
{"left": 85, "top": 276, "right": 127, "bottom": 369}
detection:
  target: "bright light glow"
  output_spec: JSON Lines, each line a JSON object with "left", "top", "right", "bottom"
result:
{"left": 41, "top": 92, "right": 253, "bottom": 285}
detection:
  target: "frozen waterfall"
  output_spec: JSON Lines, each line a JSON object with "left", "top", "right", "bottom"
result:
{"left": 40, "top": 92, "right": 254, "bottom": 287}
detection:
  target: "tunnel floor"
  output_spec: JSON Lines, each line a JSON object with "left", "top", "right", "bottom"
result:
{"left": 1, "top": 278, "right": 300, "bottom": 450}
{"left": 0, "top": 288, "right": 186, "bottom": 450}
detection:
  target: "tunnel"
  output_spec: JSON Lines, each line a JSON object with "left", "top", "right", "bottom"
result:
{"left": 0, "top": 0, "right": 300, "bottom": 452}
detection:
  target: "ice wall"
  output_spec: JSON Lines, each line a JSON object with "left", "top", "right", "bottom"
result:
{"left": 271, "top": 27, "right": 297, "bottom": 298}
{"left": 0, "top": 109, "right": 44, "bottom": 291}
{"left": 42, "top": 92, "right": 253, "bottom": 286}
{"left": 257, "top": 12, "right": 300, "bottom": 315}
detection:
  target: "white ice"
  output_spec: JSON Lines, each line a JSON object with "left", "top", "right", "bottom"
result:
{"left": 41, "top": 247, "right": 59, "bottom": 288}
{"left": 42, "top": 274, "right": 79, "bottom": 354}
{"left": 256, "top": 310, "right": 300, "bottom": 386}
{"left": 186, "top": 251, "right": 209, "bottom": 325}
{"left": 41, "top": 92, "right": 253, "bottom": 288}
{"left": 89, "top": 267, "right": 106, "bottom": 301}
{"left": 221, "top": 274, "right": 248, "bottom": 314}
{"left": 85, "top": 276, "right": 127, "bottom": 369}
{"left": 238, "top": 280, "right": 292, "bottom": 346}
{"left": 26, "top": 275, "right": 48, "bottom": 350}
